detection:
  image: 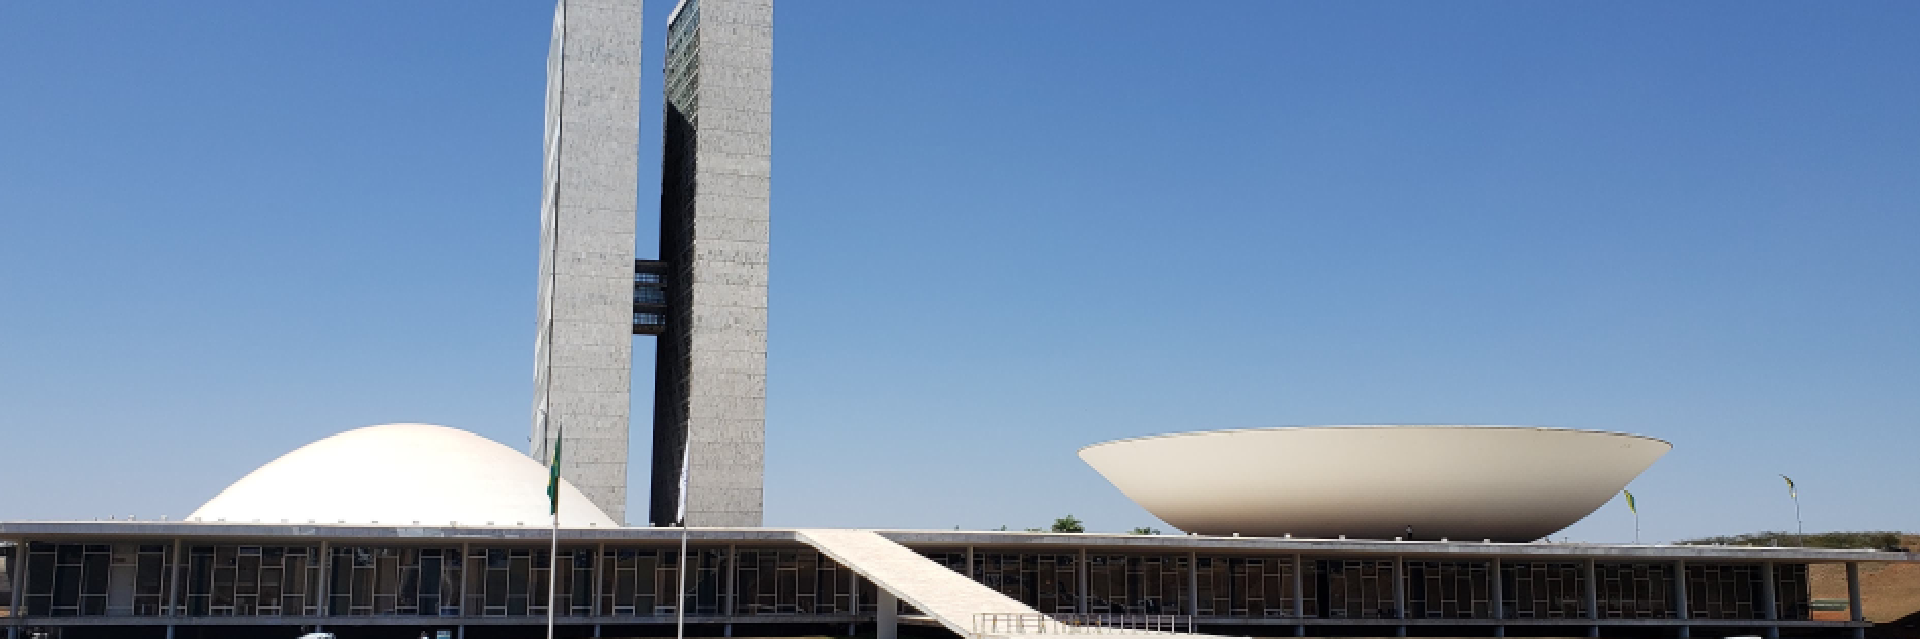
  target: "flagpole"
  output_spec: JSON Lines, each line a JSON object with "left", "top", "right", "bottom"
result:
{"left": 1623, "top": 490, "right": 1639, "bottom": 544}
{"left": 677, "top": 524, "right": 689, "bottom": 639}
{"left": 1783, "top": 475, "right": 1803, "bottom": 543}
{"left": 676, "top": 442, "right": 691, "bottom": 639}
{"left": 546, "top": 413, "right": 563, "bottom": 639}
{"left": 548, "top": 508, "right": 559, "bottom": 639}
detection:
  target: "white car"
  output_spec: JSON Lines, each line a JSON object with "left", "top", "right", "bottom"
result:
{"left": 298, "top": 634, "right": 337, "bottom": 639}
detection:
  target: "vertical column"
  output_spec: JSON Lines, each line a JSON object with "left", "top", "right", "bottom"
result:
{"left": 725, "top": 545, "right": 738, "bottom": 617}
{"left": 1291, "top": 554, "right": 1305, "bottom": 619}
{"left": 1759, "top": 562, "right": 1779, "bottom": 639}
{"left": 1393, "top": 556, "right": 1408, "bottom": 636}
{"left": 318, "top": 540, "right": 332, "bottom": 618}
{"left": 1673, "top": 559, "right": 1689, "bottom": 639}
{"left": 1847, "top": 562, "right": 1865, "bottom": 639}
{"left": 1293, "top": 552, "right": 1306, "bottom": 636}
{"left": 1584, "top": 558, "right": 1600, "bottom": 638}
{"left": 459, "top": 543, "right": 471, "bottom": 618}
{"left": 9, "top": 539, "right": 26, "bottom": 635}
{"left": 965, "top": 546, "right": 975, "bottom": 582}
{"left": 876, "top": 589, "right": 897, "bottom": 639}
{"left": 1187, "top": 552, "right": 1199, "bottom": 617}
{"left": 1077, "top": 548, "right": 1089, "bottom": 614}
{"left": 593, "top": 542, "right": 605, "bottom": 617}
{"left": 1490, "top": 558, "right": 1504, "bottom": 629}
{"left": 10, "top": 540, "right": 27, "bottom": 619}
{"left": 168, "top": 539, "right": 184, "bottom": 618}
{"left": 1392, "top": 556, "right": 1406, "bottom": 619}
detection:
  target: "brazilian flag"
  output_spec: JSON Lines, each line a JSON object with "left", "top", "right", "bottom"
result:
{"left": 547, "top": 430, "right": 563, "bottom": 516}
{"left": 1622, "top": 489, "right": 1637, "bottom": 515}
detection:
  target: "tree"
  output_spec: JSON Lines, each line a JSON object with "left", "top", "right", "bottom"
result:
{"left": 1052, "top": 514, "right": 1085, "bottom": 533}
{"left": 1129, "top": 527, "right": 1161, "bottom": 535}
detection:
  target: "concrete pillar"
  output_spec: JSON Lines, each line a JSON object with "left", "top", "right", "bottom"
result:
{"left": 1493, "top": 625, "right": 1505, "bottom": 638}
{"left": 1672, "top": 560, "right": 1688, "bottom": 620}
{"left": 1187, "top": 552, "right": 1200, "bottom": 616}
{"left": 1846, "top": 562, "right": 1864, "bottom": 620}
{"left": 1489, "top": 558, "right": 1504, "bottom": 621}
{"left": 319, "top": 540, "right": 333, "bottom": 617}
{"left": 593, "top": 542, "right": 605, "bottom": 617}
{"left": 1078, "top": 548, "right": 1089, "bottom": 614}
{"left": 11, "top": 544, "right": 26, "bottom": 639}
{"left": 1393, "top": 556, "right": 1406, "bottom": 620}
{"left": 1587, "top": 625, "right": 1600, "bottom": 637}
{"left": 10, "top": 539, "right": 26, "bottom": 620}
{"left": 1583, "top": 559, "right": 1599, "bottom": 621}
{"left": 1847, "top": 561, "right": 1865, "bottom": 638}
{"left": 594, "top": 623, "right": 602, "bottom": 637}
{"left": 169, "top": 539, "right": 185, "bottom": 617}
{"left": 1759, "top": 561, "right": 1778, "bottom": 622}
{"left": 1676, "top": 625, "right": 1689, "bottom": 638}
{"left": 459, "top": 542, "right": 471, "bottom": 617}
{"left": 877, "top": 588, "right": 898, "bottom": 639}
{"left": 965, "top": 546, "right": 975, "bottom": 581}
{"left": 1291, "top": 554, "right": 1304, "bottom": 620}
{"left": 725, "top": 545, "right": 738, "bottom": 617}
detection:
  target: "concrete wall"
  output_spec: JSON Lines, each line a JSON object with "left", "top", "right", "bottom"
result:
{"left": 532, "top": 0, "right": 644, "bottom": 525}
{"left": 651, "top": 0, "right": 772, "bottom": 528}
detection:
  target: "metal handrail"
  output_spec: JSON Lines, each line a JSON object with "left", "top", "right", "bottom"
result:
{"left": 974, "top": 613, "right": 1196, "bottom": 638}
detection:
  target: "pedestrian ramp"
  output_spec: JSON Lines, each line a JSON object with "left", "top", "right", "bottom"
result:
{"left": 794, "top": 529, "right": 1233, "bottom": 639}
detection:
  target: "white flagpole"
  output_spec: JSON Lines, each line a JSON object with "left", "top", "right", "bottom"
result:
{"left": 547, "top": 414, "right": 561, "bottom": 639}
{"left": 676, "top": 442, "right": 691, "bottom": 639}
{"left": 548, "top": 509, "right": 559, "bottom": 639}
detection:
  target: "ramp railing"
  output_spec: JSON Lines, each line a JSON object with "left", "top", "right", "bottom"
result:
{"left": 974, "top": 613, "right": 1195, "bottom": 638}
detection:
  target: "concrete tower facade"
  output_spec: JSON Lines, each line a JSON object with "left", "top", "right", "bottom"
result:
{"left": 649, "top": 0, "right": 773, "bottom": 528}
{"left": 531, "top": 0, "right": 644, "bottom": 524}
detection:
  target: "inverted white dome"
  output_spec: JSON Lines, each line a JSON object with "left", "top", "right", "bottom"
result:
{"left": 1080, "top": 425, "right": 1669, "bottom": 542}
{"left": 191, "top": 423, "right": 618, "bottom": 527}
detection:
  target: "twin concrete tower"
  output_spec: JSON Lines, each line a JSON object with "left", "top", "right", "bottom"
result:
{"left": 531, "top": 0, "right": 772, "bottom": 528}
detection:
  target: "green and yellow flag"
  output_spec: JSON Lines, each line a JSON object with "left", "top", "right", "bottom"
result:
{"left": 1622, "top": 489, "right": 1637, "bottom": 515}
{"left": 547, "top": 424, "right": 564, "bottom": 516}
{"left": 1781, "top": 475, "right": 1796, "bottom": 500}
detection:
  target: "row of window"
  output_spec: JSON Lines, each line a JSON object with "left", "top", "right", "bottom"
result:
{"left": 10, "top": 543, "right": 1816, "bottom": 621}
{"left": 924, "top": 552, "right": 1814, "bottom": 621}
{"left": 14, "top": 544, "right": 877, "bottom": 619}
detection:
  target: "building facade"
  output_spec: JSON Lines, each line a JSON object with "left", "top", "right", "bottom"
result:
{"left": 530, "top": 0, "right": 647, "bottom": 525}
{"left": 533, "top": 0, "right": 774, "bottom": 530}
{"left": 3, "top": 524, "right": 1908, "bottom": 639}
{"left": 649, "top": 0, "right": 774, "bottom": 529}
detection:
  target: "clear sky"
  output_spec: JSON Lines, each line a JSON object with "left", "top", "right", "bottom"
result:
{"left": 1, "top": 1, "right": 1916, "bottom": 542}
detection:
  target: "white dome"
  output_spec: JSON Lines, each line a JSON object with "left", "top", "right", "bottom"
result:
{"left": 191, "top": 423, "right": 618, "bottom": 527}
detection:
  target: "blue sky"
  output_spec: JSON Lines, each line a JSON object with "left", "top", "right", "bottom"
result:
{"left": 1, "top": 1, "right": 1916, "bottom": 542}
